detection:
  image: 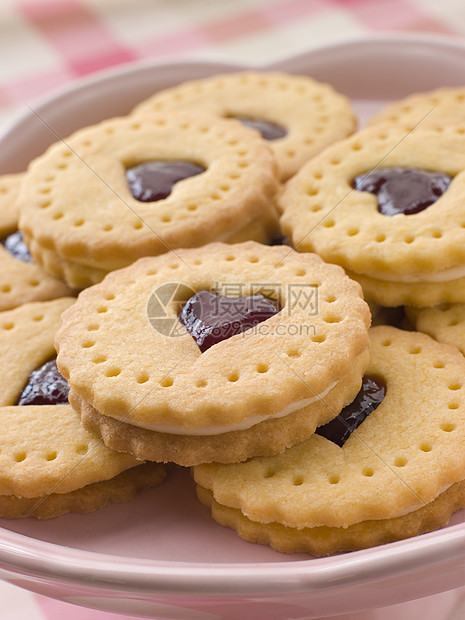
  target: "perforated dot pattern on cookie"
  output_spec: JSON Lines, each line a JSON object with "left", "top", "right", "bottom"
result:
{"left": 0, "top": 174, "right": 73, "bottom": 310}
{"left": 196, "top": 478, "right": 465, "bottom": 556}
{"left": 0, "top": 298, "right": 75, "bottom": 407}
{"left": 17, "top": 112, "right": 279, "bottom": 277}
{"left": 0, "top": 248, "right": 73, "bottom": 311}
{"left": 194, "top": 326, "right": 465, "bottom": 529}
{"left": 56, "top": 241, "right": 370, "bottom": 436}
{"left": 0, "top": 298, "right": 145, "bottom": 501}
{"left": 73, "top": 349, "right": 367, "bottom": 467}
{"left": 0, "top": 173, "right": 23, "bottom": 235}
{"left": 279, "top": 123, "right": 465, "bottom": 282}
{"left": 0, "top": 404, "right": 143, "bottom": 498}
{"left": 368, "top": 87, "right": 465, "bottom": 128}
{"left": 406, "top": 302, "right": 465, "bottom": 357}
{"left": 24, "top": 233, "right": 107, "bottom": 289}
{"left": 132, "top": 71, "right": 356, "bottom": 181}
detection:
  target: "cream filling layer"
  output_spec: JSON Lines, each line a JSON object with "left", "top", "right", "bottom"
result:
{"left": 128, "top": 380, "right": 338, "bottom": 436}
{"left": 359, "top": 263, "right": 465, "bottom": 283}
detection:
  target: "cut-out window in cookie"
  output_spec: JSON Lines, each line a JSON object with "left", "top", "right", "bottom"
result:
{"left": 232, "top": 117, "right": 287, "bottom": 141}
{"left": 316, "top": 375, "right": 386, "bottom": 447}
{"left": 179, "top": 290, "right": 279, "bottom": 352}
{"left": 126, "top": 160, "right": 206, "bottom": 202}
{"left": 268, "top": 233, "right": 291, "bottom": 246}
{"left": 16, "top": 358, "right": 69, "bottom": 406}
{"left": 352, "top": 167, "right": 452, "bottom": 216}
{"left": 1, "top": 230, "right": 32, "bottom": 263}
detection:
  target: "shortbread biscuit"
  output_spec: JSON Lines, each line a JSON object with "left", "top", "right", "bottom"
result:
{"left": 197, "top": 480, "right": 465, "bottom": 557}
{"left": 279, "top": 122, "right": 465, "bottom": 307}
{"left": 0, "top": 173, "right": 72, "bottom": 309}
{"left": 0, "top": 298, "right": 166, "bottom": 518}
{"left": 23, "top": 234, "right": 108, "bottom": 290}
{"left": 21, "top": 204, "right": 279, "bottom": 290}
{"left": 406, "top": 303, "right": 465, "bottom": 356}
{"left": 194, "top": 326, "right": 465, "bottom": 555}
{"left": 0, "top": 461, "right": 166, "bottom": 520}
{"left": 69, "top": 353, "right": 366, "bottom": 466}
{"left": 368, "top": 87, "right": 465, "bottom": 128}
{"left": 132, "top": 71, "right": 356, "bottom": 181}
{"left": 56, "top": 242, "right": 371, "bottom": 465}
{"left": 17, "top": 112, "right": 280, "bottom": 289}
{"left": 345, "top": 271, "right": 465, "bottom": 308}
{"left": 0, "top": 173, "right": 21, "bottom": 232}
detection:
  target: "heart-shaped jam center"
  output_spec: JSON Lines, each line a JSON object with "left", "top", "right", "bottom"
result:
{"left": 180, "top": 290, "right": 278, "bottom": 352}
{"left": 352, "top": 167, "right": 451, "bottom": 216}
{"left": 316, "top": 375, "right": 386, "bottom": 447}
{"left": 1, "top": 231, "right": 32, "bottom": 263}
{"left": 235, "top": 117, "right": 287, "bottom": 141}
{"left": 16, "top": 358, "right": 69, "bottom": 406}
{"left": 126, "top": 160, "right": 206, "bottom": 202}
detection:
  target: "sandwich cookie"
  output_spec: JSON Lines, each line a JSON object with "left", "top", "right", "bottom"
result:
{"left": 0, "top": 298, "right": 166, "bottom": 519}
{"left": 56, "top": 242, "right": 371, "bottom": 466}
{"left": 194, "top": 326, "right": 465, "bottom": 555}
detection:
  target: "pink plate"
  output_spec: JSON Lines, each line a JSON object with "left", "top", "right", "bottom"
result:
{"left": 0, "top": 34, "right": 464, "bottom": 620}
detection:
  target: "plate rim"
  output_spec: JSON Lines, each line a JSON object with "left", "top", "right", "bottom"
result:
{"left": 0, "top": 518, "right": 464, "bottom": 596}
{"left": 3, "top": 30, "right": 465, "bottom": 145}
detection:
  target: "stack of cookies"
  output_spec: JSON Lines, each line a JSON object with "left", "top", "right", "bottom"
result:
{"left": 0, "top": 297, "right": 166, "bottom": 519}
{"left": 2, "top": 72, "right": 465, "bottom": 557}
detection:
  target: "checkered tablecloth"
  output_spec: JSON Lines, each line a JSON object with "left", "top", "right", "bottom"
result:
{"left": 1, "top": 0, "right": 465, "bottom": 130}
{"left": 1, "top": 1, "right": 465, "bottom": 618}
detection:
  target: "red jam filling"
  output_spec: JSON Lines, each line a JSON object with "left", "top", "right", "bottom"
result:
{"left": 352, "top": 167, "right": 451, "bottom": 216}
{"left": 235, "top": 117, "right": 287, "bottom": 141}
{"left": 180, "top": 290, "right": 278, "bottom": 352}
{"left": 1, "top": 231, "right": 32, "bottom": 263}
{"left": 316, "top": 375, "right": 386, "bottom": 447}
{"left": 16, "top": 359, "right": 69, "bottom": 406}
{"left": 126, "top": 160, "right": 206, "bottom": 202}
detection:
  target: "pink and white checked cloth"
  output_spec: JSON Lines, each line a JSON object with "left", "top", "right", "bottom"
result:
{"left": 0, "top": 0, "right": 464, "bottom": 127}
{"left": 1, "top": 1, "right": 465, "bottom": 618}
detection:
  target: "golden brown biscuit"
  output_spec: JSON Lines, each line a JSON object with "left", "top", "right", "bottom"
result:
{"left": 17, "top": 112, "right": 280, "bottom": 289}
{"left": 56, "top": 242, "right": 371, "bottom": 465}
{"left": 0, "top": 298, "right": 167, "bottom": 519}
{"left": 194, "top": 326, "right": 465, "bottom": 555}
{"left": 0, "top": 173, "right": 72, "bottom": 309}
{"left": 279, "top": 122, "right": 465, "bottom": 307}
{"left": 197, "top": 480, "right": 465, "bottom": 557}
{"left": 132, "top": 71, "right": 356, "bottom": 181}
{"left": 406, "top": 302, "right": 465, "bottom": 356}
{"left": 368, "top": 87, "right": 465, "bottom": 128}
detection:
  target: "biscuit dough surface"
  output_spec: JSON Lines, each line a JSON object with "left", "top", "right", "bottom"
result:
{"left": 132, "top": 71, "right": 356, "bottom": 181}
{"left": 193, "top": 326, "right": 465, "bottom": 553}
{"left": 0, "top": 298, "right": 166, "bottom": 518}
{"left": 0, "top": 173, "right": 72, "bottom": 309}
{"left": 17, "top": 112, "right": 280, "bottom": 288}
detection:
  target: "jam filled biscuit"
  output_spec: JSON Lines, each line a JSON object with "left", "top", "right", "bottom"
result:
{"left": 406, "top": 303, "right": 465, "bottom": 357}
{"left": 368, "top": 87, "right": 465, "bottom": 128}
{"left": 194, "top": 326, "right": 465, "bottom": 556}
{"left": 0, "top": 173, "right": 21, "bottom": 231}
{"left": 0, "top": 298, "right": 166, "bottom": 519}
{"left": 56, "top": 242, "right": 371, "bottom": 466}
{"left": 0, "top": 173, "right": 72, "bottom": 309}
{"left": 17, "top": 112, "right": 280, "bottom": 289}
{"left": 131, "top": 71, "right": 356, "bottom": 181}
{"left": 279, "top": 122, "right": 465, "bottom": 307}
